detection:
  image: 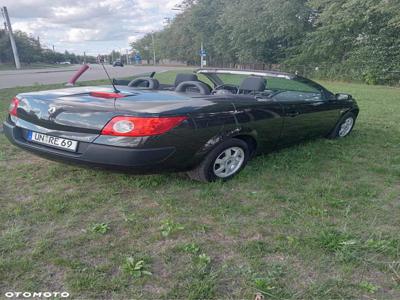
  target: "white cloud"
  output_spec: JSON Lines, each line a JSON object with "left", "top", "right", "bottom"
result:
{"left": 64, "top": 28, "right": 102, "bottom": 43}
{"left": 2, "top": 0, "right": 182, "bottom": 54}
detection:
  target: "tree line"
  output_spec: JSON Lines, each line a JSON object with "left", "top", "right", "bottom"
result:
{"left": 0, "top": 30, "right": 96, "bottom": 65}
{"left": 131, "top": 0, "right": 400, "bottom": 85}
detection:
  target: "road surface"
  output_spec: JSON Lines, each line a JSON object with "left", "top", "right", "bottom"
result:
{"left": 0, "top": 64, "right": 189, "bottom": 89}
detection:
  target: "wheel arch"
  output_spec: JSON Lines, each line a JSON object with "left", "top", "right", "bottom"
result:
{"left": 327, "top": 108, "right": 358, "bottom": 139}
{"left": 232, "top": 134, "right": 258, "bottom": 158}
{"left": 349, "top": 107, "right": 359, "bottom": 117}
{"left": 192, "top": 131, "right": 258, "bottom": 167}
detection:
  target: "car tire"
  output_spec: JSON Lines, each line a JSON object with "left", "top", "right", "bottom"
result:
{"left": 187, "top": 138, "right": 250, "bottom": 182}
{"left": 328, "top": 111, "right": 356, "bottom": 139}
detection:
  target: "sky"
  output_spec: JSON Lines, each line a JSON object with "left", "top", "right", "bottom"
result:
{"left": 1, "top": 0, "right": 181, "bottom": 55}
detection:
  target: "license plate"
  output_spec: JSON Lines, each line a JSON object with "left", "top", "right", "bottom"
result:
{"left": 27, "top": 131, "right": 78, "bottom": 152}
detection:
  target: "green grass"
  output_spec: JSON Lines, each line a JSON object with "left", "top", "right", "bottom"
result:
{"left": 0, "top": 74, "right": 400, "bottom": 299}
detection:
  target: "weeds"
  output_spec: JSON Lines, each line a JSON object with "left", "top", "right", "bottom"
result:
{"left": 159, "top": 219, "right": 184, "bottom": 238}
{"left": 122, "top": 258, "right": 152, "bottom": 278}
{"left": 91, "top": 223, "right": 110, "bottom": 234}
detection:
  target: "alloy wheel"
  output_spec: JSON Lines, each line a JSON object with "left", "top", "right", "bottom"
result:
{"left": 339, "top": 117, "right": 354, "bottom": 137}
{"left": 213, "top": 147, "right": 245, "bottom": 178}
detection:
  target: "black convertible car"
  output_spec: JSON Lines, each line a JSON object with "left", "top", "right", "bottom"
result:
{"left": 4, "top": 68, "right": 359, "bottom": 182}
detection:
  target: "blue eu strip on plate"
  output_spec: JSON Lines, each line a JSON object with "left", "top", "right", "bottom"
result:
{"left": 27, "top": 130, "right": 33, "bottom": 140}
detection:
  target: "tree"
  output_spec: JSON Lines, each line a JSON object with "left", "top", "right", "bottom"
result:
{"left": 219, "top": 0, "right": 312, "bottom": 65}
{"left": 130, "top": 0, "right": 399, "bottom": 84}
{"left": 290, "top": 0, "right": 400, "bottom": 83}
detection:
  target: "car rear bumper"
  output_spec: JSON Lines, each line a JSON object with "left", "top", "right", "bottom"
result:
{"left": 3, "top": 118, "right": 177, "bottom": 171}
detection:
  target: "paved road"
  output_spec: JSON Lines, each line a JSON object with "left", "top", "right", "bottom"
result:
{"left": 0, "top": 64, "right": 189, "bottom": 89}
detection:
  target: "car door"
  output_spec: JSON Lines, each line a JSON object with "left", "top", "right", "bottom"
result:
{"left": 229, "top": 94, "right": 284, "bottom": 152}
{"left": 271, "top": 79, "right": 342, "bottom": 145}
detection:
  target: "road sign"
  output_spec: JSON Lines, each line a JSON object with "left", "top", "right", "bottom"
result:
{"left": 134, "top": 54, "right": 142, "bottom": 64}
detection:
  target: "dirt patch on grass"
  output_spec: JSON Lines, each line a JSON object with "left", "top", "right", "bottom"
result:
{"left": 41, "top": 263, "right": 67, "bottom": 291}
{"left": 351, "top": 268, "right": 400, "bottom": 299}
{"left": 0, "top": 153, "right": 48, "bottom": 168}
{"left": 143, "top": 283, "right": 167, "bottom": 296}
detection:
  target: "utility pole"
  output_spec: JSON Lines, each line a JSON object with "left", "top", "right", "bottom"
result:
{"left": 151, "top": 33, "right": 156, "bottom": 65}
{"left": 2, "top": 7, "right": 21, "bottom": 69}
{"left": 83, "top": 51, "right": 86, "bottom": 64}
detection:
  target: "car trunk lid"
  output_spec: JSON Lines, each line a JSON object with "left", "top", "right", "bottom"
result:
{"left": 15, "top": 86, "right": 211, "bottom": 133}
{"left": 15, "top": 86, "right": 128, "bottom": 133}
{"left": 114, "top": 88, "right": 208, "bottom": 115}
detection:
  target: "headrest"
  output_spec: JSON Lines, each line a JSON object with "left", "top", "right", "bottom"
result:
{"left": 175, "top": 81, "right": 211, "bottom": 95}
{"left": 239, "top": 76, "right": 266, "bottom": 92}
{"left": 174, "top": 73, "right": 198, "bottom": 87}
{"left": 128, "top": 77, "right": 160, "bottom": 89}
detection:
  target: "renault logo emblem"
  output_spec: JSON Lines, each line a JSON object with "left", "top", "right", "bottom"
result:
{"left": 48, "top": 107, "right": 56, "bottom": 114}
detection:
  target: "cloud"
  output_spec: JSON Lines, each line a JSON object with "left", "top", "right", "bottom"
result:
{"left": 2, "top": 0, "right": 181, "bottom": 54}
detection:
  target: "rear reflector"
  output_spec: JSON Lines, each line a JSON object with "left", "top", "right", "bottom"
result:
{"left": 90, "top": 91, "right": 126, "bottom": 98}
{"left": 101, "top": 116, "right": 188, "bottom": 137}
{"left": 9, "top": 97, "right": 19, "bottom": 116}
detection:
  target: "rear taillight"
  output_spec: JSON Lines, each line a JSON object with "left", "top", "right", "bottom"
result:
{"left": 9, "top": 97, "right": 19, "bottom": 116}
{"left": 101, "top": 116, "right": 188, "bottom": 137}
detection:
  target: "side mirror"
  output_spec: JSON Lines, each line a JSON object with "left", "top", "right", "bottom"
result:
{"left": 335, "top": 93, "right": 352, "bottom": 101}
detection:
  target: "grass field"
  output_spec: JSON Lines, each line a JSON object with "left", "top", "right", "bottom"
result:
{"left": 0, "top": 74, "right": 399, "bottom": 299}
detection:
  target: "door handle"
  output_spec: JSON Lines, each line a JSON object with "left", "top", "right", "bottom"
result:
{"left": 287, "top": 111, "right": 300, "bottom": 117}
